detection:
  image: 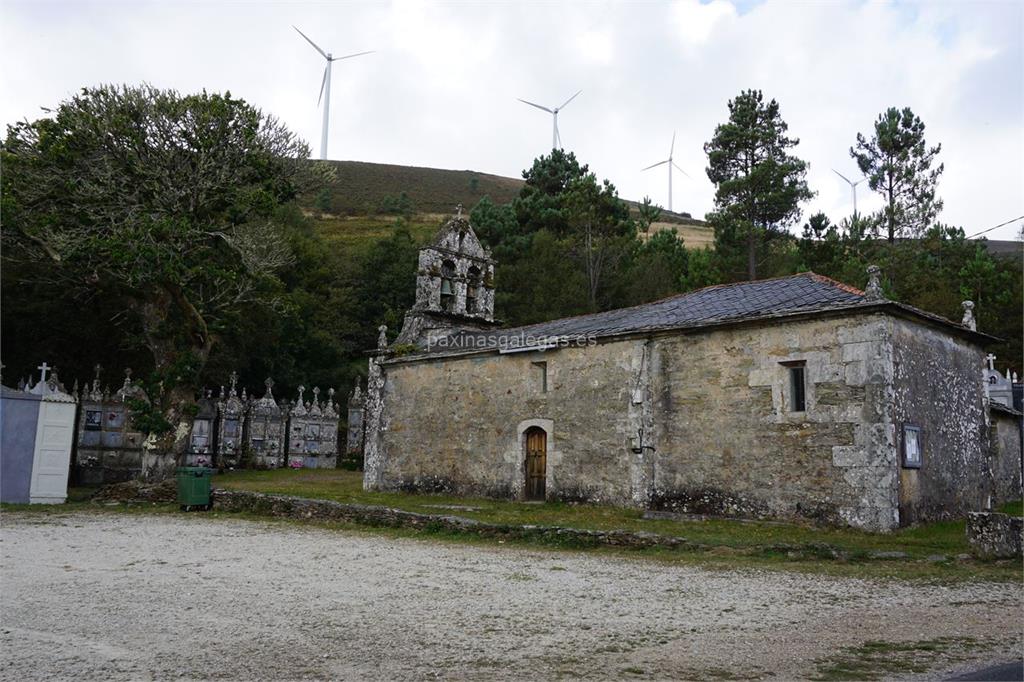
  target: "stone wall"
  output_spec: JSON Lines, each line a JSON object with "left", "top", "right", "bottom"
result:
{"left": 966, "top": 512, "right": 1023, "bottom": 559}
{"left": 654, "top": 314, "right": 896, "bottom": 530}
{"left": 891, "top": 319, "right": 990, "bottom": 524}
{"left": 989, "top": 409, "right": 1023, "bottom": 505}
{"left": 369, "top": 340, "right": 638, "bottom": 504}
{"left": 367, "top": 312, "right": 921, "bottom": 531}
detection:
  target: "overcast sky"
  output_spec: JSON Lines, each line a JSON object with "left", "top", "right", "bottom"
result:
{"left": 2, "top": 0, "right": 1022, "bottom": 239}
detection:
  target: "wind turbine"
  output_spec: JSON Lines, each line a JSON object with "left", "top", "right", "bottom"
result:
{"left": 641, "top": 132, "right": 691, "bottom": 213}
{"left": 832, "top": 168, "right": 867, "bottom": 218}
{"left": 517, "top": 90, "right": 582, "bottom": 150}
{"left": 293, "top": 26, "right": 373, "bottom": 160}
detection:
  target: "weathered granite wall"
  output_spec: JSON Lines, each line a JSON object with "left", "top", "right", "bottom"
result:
{"left": 369, "top": 340, "right": 638, "bottom": 505}
{"left": 367, "top": 312, "right": 915, "bottom": 530}
{"left": 891, "top": 319, "right": 989, "bottom": 524}
{"left": 966, "top": 511, "right": 1023, "bottom": 559}
{"left": 653, "top": 314, "right": 897, "bottom": 530}
{"left": 989, "top": 409, "right": 1023, "bottom": 505}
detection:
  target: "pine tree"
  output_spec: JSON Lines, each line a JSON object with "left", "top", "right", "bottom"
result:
{"left": 851, "top": 107, "right": 944, "bottom": 243}
{"left": 704, "top": 89, "right": 813, "bottom": 280}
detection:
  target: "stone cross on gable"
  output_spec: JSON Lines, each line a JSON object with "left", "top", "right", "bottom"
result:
{"left": 37, "top": 361, "right": 52, "bottom": 384}
{"left": 455, "top": 203, "right": 464, "bottom": 218}
{"left": 986, "top": 354, "right": 997, "bottom": 371}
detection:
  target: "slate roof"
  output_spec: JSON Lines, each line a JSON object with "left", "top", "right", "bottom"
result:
{"left": 402, "top": 272, "right": 986, "bottom": 359}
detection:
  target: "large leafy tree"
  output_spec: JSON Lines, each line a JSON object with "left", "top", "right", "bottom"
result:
{"left": 704, "top": 89, "right": 813, "bottom": 280}
{"left": 851, "top": 107, "right": 943, "bottom": 243}
{"left": 2, "top": 84, "right": 316, "bottom": 460}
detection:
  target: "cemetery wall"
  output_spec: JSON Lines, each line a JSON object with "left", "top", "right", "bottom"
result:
{"left": 990, "top": 409, "right": 1023, "bottom": 505}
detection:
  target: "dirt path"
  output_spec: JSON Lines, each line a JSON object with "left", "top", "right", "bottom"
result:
{"left": 1, "top": 512, "right": 1019, "bottom": 681}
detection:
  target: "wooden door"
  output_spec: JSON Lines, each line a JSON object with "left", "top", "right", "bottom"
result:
{"left": 525, "top": 427, "right": 547, "bottom": 501}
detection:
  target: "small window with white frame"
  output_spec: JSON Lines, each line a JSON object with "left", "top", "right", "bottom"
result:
{"left": 902, "top": 424, "right": 922, "bottom": 468}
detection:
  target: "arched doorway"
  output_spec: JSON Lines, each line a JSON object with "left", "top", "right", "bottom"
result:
{"left": 524, "top": 427, "right": 547, "bottom": 501}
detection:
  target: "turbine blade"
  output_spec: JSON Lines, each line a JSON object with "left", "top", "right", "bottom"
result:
{"left": 518, "top": 99, "right": 553, "bottom": 113}
{"left": 331, "top": 50, "right": 375, "bottom": 61}
{"left": 293, "top": 25, "right": 328, "bottom": 59}
{"left": 558, "top": 89, "right": 582, "bottom": 110}
{"left": 670, "top": 131, "right": 676, "bottom": 157}
{"left": 317, "top": 65, "right": 328, "bottom": 106}
{"left": 832, "top": 168, "right": 852, "bottom": 185}
{"left": 672, "top": 161, "right": 691, "bottom": 178}
{"left": 642, "top": 160, "right": 670, "bottom": 172}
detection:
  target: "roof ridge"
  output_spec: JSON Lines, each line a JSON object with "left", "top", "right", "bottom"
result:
{"left": 808, "top": 272, "right": 865, "bottom": 296}
{"left": 493, "top": 272, "right": 850, "bottom": 336}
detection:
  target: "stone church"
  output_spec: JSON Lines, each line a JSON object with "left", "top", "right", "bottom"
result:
{"left": 360, "top": 213, "right": 1022, "bottom": 531}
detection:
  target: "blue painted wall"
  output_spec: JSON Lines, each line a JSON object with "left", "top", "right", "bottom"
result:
{"left": 1, "top": 389, "right": 42, "bottom": 503}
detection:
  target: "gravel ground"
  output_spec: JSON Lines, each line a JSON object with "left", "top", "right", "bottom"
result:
{"left": 1, "top": 512, "right": 1020, "bottom": 681}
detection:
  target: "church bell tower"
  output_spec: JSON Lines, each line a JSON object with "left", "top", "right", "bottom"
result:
{"left": 394, "top": 206, "right": 498, "bottom": 346}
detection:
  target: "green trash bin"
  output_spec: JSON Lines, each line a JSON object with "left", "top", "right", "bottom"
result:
{"left": 176, "top": 467, "right": 212, "bottom": 511}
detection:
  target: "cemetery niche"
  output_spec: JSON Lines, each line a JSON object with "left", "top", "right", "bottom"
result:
{"left": 184, "top": 390, "right": 218, "bottom": 467}
{"left": 74, "top": 366, "right": 150, "bottom": 485}
{"left": 216, "top": 373, "right": 245, "bottom": 469}
{"left": 343, "top": 378, "right": 367, "bottom": 470}
{"left": 1, "top": 362, "right": 77, "bottom": 504}
{"left": 286, "top": 386, "right": 340, "bottom": 469}
{"left": 245, "top": 378, "right": 286, "bottom": 469}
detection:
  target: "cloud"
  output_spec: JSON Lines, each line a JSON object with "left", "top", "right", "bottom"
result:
{"left": 1, "top": 0, "right": 1020, "bottom": 239}
{"left": 670, "top": 0, "right": 737, "bottom": 47}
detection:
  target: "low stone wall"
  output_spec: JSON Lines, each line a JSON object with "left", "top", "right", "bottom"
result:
{"left": 212, "top": 489, "right": 706, "bottom": 551}
{"left": 966, "top": 512, "right": 1023, "bottom": 559}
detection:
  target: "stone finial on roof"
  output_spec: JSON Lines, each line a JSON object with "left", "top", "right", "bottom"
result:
{"left": 455, "top": 203, "right": 464, "bottom": 219}
{"left": 961, "top": 300, "right": 976, "bottom": 331}
{"left": 229, "top": 371, "right": 239, "bottom": 397}
{"left": 378, "top": 325, "right": 388, "bottom": 350}
{"left": 864, "top": 265, "right": 884, "bottom": 301}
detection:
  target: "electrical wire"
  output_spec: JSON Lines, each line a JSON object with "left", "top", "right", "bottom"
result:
{"left": 966, "top": 215, "right": 1024, "bottom": 239}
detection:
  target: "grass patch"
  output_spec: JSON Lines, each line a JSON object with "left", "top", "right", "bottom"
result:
{"left": 811, "top": 637, "right": 981, "bottom": 681}
{"left": 998, "top": 499, "right": 1023, "bottom": 516}
{"left": 206, "top": 469, "right": 1023, "bottom": 582}
{"left": 214, "top": 469, "right": 967, "bottom": 555}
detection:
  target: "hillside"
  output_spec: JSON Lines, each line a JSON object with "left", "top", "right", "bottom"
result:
{"left": 302, "top": 159, "right": 715, "bottom": 251}
{"left": 306, "top": 160, "right": 524, "bottom": 216}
